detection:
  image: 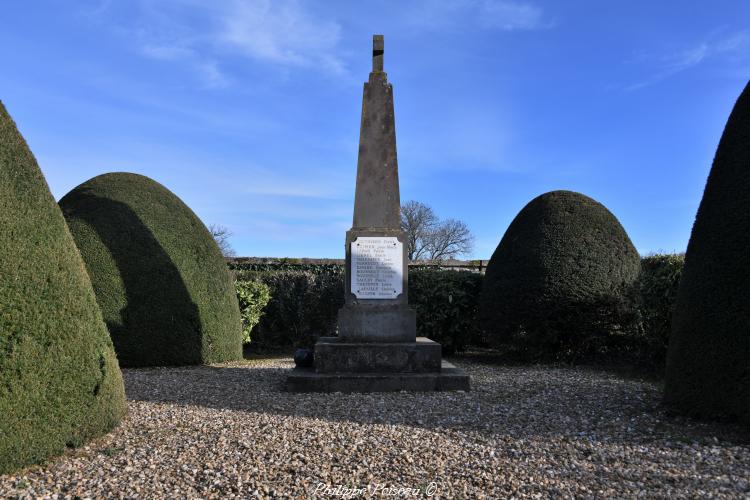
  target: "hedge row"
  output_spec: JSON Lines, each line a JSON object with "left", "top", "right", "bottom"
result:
{"left": 637, "top": 253, "right": 684, "bottom": 367}
{"left": 234, "top": 267, "right": 484, "bottom": 353}
{"left": 234, "top": 267, "right": 344, "bottom": 349}
{"left": 234, "top": 256, "right": 684, "bottom": 368}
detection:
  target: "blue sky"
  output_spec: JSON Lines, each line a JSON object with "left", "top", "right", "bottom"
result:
{"left": 2, "top": 1, "right": 749, "bottom": 258}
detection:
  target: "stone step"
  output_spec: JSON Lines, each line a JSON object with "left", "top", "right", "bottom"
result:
{"left": 314, "top": 336, "right": 441, "bottom": 374}
{"left": 286, "top": 360, "right": 470, "bottom": 393}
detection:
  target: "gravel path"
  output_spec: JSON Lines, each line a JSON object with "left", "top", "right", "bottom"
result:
{"left": 1, "top": 356, "right": 748, "bottom": 498}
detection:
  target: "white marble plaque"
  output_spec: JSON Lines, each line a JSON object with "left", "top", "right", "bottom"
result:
{"left": 351, "top": 237, "right": 403, "bottom": 299}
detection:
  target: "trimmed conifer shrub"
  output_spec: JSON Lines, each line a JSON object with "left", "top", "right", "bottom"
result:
{"left": 665, "top": 81, "right": 750, "bottom": 424}
{"left": 479, "top": 190, "right": 641, "bottom": 359}
{"left": 0, "top": 102, "right": 126, "bottom": 473}
{"left": 59, "top": 173, "right": 242, "bottom": 367}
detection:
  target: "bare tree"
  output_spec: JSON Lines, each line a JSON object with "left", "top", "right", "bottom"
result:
{"left": 208, "top": 223, "right": 236, "bottom": 258}
{"left": 425, "top": 218, "right": 474, "bottom": 260}
{"left": 400, "top": 201, "right": 438, "bottom": 261}
{"left": 400, "top": 201, "right": 474, "bottom": 261}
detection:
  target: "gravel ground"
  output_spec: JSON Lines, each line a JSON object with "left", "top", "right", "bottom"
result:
{"left": 1, "top": 356, "right": 749, "bottom": 498}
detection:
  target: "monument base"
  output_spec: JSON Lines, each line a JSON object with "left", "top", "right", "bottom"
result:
{"left": 285, "top": 336, "right": 470, "bottom": 392}
{"left": 286, "top": 360, "right": 470, "bottom": 393}
{"left": 315, "top": 336, "right": 440, "bottom": 373}
{"left": 337, "top": 303, "right": 416, "bottom": 343}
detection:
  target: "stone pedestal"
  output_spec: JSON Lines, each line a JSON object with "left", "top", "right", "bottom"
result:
{"left": 337, "top": 228, "right": 416, "bottom": 342}
{"left": 287, "top": 360, "right": 470, "bottom": 393}
{"left": 285, "top": 35, "right": 469, "bottom": 393}
{"left": 314, "top": 337, "right": 441, "bottom": 373}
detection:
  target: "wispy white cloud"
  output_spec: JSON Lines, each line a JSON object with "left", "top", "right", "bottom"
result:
{"left": 218, "top": 0, "right": 344, "bottom": 74}
{"left": 233, "top": 219, "right": 347, "bottom": 244}
{"left": 140, "top": 43, "right": 194, "bottom": 61}
{"left": 236, "top": 166, "right": 351, "bottom": 199}
{"left": 112, "top": 0, "right": 345, "bottom": 86}
{"left": 94, "top": 0, "right": 546, "bottom": 85}
{"left": 627, "top": 30, "right": 750, "bottom": 91}
{"left": 476, "top": 0, "right": 545, "bottom": 31}
{"left": 715, "top": 30, "right": 750, "bottom": 55}
{"left": 669, "top": 44, "right": 710, "bottom": 71}
{"left": 194, "top": 60, "right": 231, "bottom": 88}
{"left": 405, "top": 0, "right": 548, "bottom": 32}
{"left": 138, "top": 40, "right": 232, "bottom": 88}
{"left": 237, "top": 200, "right": 351, "bottom": 221}
{"left": 77, "top": 0, "right": 113, "bottom": 20}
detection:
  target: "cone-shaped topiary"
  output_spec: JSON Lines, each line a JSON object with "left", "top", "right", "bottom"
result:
{"left": 665, "top": 81, "right": 750, "bottom": 424}
{"left": 479, "top": 190, "right": 641, "bottom": 358}
{"left": 59, "top": 173, "right": 242, "bottom": 367}
{"left": 0, "top": 102, "right": 126, "bottom": 474}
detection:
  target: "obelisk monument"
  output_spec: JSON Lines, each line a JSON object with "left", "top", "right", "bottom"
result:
{"left": 336, "top": 34, "right": 416, "bottom": 342}
{"left": 286, "top": 35, "right": 469, "bottom": 392}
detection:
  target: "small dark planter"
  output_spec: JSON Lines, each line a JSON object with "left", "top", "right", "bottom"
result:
{"left": 294, "top": 348, "right": 314, "bottom": 368}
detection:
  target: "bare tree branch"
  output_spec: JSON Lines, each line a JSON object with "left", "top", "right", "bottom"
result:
{"left": 427, "top": 218, "right": 474, "bottom": 260}
{"left": 400, "top": 200, "right": 438, "bottom": 261}
{"left": 208, "top": 223, "right": 236, "bottom": 258}
{"left": 400, "top": 201, "right": 474, "bottom": 261}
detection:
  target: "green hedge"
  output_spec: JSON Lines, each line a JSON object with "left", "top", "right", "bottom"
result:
{"left": 0, "top": 101, "right": 126, "bottom": 473}
{"left": 60, "top": 173, "right": 243, "bottom": 367}
{"left": 479, "top": 190, "right": 642, "bottom": 361}
{"left": 235, "top": 267, "right": 483, "bottom": 352}
{"left": 235, "top": 267, "right": 344, "bottom": 350}
{"left": 230, "top": 261, "right": 343, "bottom": 274}
{"left": 410, "top": 270, "right": 484, "bottom": 353}
{"left": 233, "top": 254, "right": 685, "bottom": 368}
{"left": 666, "top": 81, "right": 750, "bottom": 424}
{"left": 636, "top": 253, "right": 684, "bottom": 367}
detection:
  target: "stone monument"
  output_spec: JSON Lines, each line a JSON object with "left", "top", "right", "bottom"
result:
{"left": 286, "top": 35, "right": 470, "bottom": 392}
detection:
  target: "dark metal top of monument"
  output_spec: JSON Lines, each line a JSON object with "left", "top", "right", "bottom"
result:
{"left": 351, "top": 34, "right": 401, "bottom": 229}
{"left": 373, "top": 34, "right": 384, "bottom": 72}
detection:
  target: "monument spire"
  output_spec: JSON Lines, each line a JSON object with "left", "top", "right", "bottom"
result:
{"left": 352, "top": 34, "right": 401, "bottom": 229}
{"left": 286, "top": 35, "right": 469, "bottom": 393}
{"left": 372, "top": 34, "right": 384, "bottom": 72}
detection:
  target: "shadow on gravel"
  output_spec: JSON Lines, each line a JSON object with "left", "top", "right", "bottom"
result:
{"left": 123, "top": 358, "right": 750, "bottom": 446}
{"left": 458, "top": 349, "right": 667, "bottom": 384}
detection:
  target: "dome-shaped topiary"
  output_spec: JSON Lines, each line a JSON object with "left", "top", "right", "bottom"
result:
{"left": 479, "top": 190, "right": 641, "bottom": 358}
{"left": 0, "top": 102, "right": 126, "bottom": 473}
{"left": 59, "top": 172, "right": 242, "bottom": 367}
{"left": 665, "top": 81, "right": 750, "bottom": 424}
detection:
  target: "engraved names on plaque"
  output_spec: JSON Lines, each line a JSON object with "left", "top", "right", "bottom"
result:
{"left": 351, "top": 237, "right": 403, "bottom": 299}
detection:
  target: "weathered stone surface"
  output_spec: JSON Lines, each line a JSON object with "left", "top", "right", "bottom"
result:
{"left": 286, "top": 361, "right": 470, "bottom": 393}
{"left": 352, "top": 42, "right": 400, "bottom": 230}
{"left": 337, "top": 304, "right": 416, "bottom": 343}
{"left": 314, "top": 337, "right": 440, "bottom": 373}
{"left": 372, "top": 34, "right": 384, "bottom": 72}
